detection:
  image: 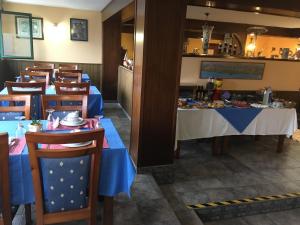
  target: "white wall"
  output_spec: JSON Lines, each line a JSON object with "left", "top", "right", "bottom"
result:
{"left": 4, "top": 3, "right": 102, "bottom": 64}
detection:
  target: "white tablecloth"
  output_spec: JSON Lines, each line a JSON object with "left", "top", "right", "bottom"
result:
{"left": 176, "top": 108, "right": 298, "bottom": 141}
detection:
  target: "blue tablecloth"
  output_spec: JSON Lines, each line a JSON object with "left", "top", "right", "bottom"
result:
{"left": 215, "top": 107, "right": 263, "bottom": 133}
{"left": 1, "top": 119, "right": 136, "bottom": 205}
{"left": 0, "top": 85, "right": 103, "bottom": 118}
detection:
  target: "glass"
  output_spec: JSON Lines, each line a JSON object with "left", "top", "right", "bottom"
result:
{"left": 0, "top": 11, "right": 34, "bottom": 59}
{"left": 46, "top": 108, "right": 55, "bottom": 129}
{"left": 15, "top": 116, "right": 26, "bottom": 139}
{"left": 94, "top": 115, "right": 102, "bottom": 129}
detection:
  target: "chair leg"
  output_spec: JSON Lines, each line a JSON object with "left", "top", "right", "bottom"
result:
{"left": 103, "top": 197, "right": 113, "bottom": 225}
{"left": 25, "top": 204, "right": 32, "bottom": 225}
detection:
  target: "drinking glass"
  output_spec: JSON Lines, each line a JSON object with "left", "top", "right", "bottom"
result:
{"left": 46, "top": 109, "right": 55, "bottom": 129}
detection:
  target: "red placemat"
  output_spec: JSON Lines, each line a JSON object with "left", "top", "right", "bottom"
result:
{"left": 9, "top": 137, "right": 26, "bottom": 155}
{"left": 41, "top": 137, "right": 109, "bottom": 149}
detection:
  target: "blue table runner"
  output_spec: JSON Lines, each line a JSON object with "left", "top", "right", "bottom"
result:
{"left": 215, "top": 107, "right": 263, "bottom": 133}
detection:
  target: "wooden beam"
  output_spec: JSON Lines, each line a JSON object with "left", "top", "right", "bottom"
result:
{"left": 131, "top": 0, "right": 187, "bottom": 167}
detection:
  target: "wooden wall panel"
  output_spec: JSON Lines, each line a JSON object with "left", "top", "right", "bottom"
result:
{"left": 102, "top": 12, "right": 122, "bottom": 101}
{"left": 1, "top": 60, "right": 102, "bottom": 90}
{"left": 131, "top": 0, "right": 187, "bottom": 167}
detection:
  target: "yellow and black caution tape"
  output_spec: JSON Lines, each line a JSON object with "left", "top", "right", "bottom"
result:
{"left": 187, "top": 192, "right": 300, "bottom": 209}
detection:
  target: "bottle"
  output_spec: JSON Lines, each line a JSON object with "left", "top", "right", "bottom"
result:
{"left": 15, "top": 122, "right": 26, "bottom": 139}
{"left": 218, "top": 43, "right": 222, "bottom": 54}
{"left": 262, "top": 87, "right": 272, "bottom": 105}
{"left": 195, "top": 86, "right": 204, "bottom": 100}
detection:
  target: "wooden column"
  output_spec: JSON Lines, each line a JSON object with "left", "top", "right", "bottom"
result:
{"left": 102, "top": 12, "right": 121, "bottom": 101}
{"left": 130, "top": 0, "right": 187, "bottom": 167}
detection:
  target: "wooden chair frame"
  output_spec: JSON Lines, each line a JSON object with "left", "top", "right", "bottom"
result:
{"left": 41, "top": 95, "right": 88, "bottom": 120}
{"left": 58, "top": 64, "right": 78, "bottom": 70}
{"left": 20, "top": 71, "right": 51, "bottom": 86}
{"left": 6, "top": 81, "right": 46, "bottom": 95}
{"left": 55, "top": 72, "right": 82, "bottom": 83}
{"left": 0, "top": 133, "right": 11, "bottom": 225}
{"left": 0, "top": 95, "right": 31, "bottom": 120}
{"left": 25, "top": 129, "right": 104, "bottom": 225}
{"left": 33, "top": 63, "right": 55, "bottom": 69}
{"left": 54, "top": 82, "right": 90, "bottom": 95}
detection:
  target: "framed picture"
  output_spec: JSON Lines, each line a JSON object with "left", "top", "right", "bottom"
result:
{"left": 32, "top": 17, "right": 44, "bottom": 40}
{"left": 15, "top": 16, "right": 31, "bottom": 38}
{"left": 200, "top": 61, "right": 265, "bottom": 80}
{"left": 15, "top": 16, "right": 44, "bottom": 39}
{"left": 70, "top": 18, "right": 88, "bottom": 41}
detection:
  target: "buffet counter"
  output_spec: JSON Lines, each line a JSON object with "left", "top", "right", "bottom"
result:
{"left": 118, "top": 66, "right": 133, "bottom": 117}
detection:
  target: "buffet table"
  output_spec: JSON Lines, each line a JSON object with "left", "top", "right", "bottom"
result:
{"left": 176, "top": 107, "right": 298, "bottom": 156}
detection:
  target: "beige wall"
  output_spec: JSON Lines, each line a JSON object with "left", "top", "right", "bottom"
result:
{"left": 245, "top": 35, "right": 300, "bottom": 58}
{"left": 181, "top": 57, "right": 300, "bottom": 91}
{"left": 4, "top": 3, "right": 102, "bottom": 64}
{"left": 121, "top": 33, "right": 134, "bottom": 59}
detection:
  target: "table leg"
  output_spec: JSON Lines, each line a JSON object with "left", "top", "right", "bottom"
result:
{"left": 175, "top": 141, "right": 181, "bottom": 159}
{"left": 212, "top": 137, "right": 221, "bottom": 155}
{"left": 277, "top": 135, "right": 285, "bottom": 153}
{"left": 25, "top": 204, "right": 31, "bottom": 225}
{"left": 103, "top": 196, "right": 113, "bottom": 225}
{"left": 254, "top": 135, "right": 261, "bottom": 141}
{"left": 221, "top": 136, "right": 230, "bottom": 154}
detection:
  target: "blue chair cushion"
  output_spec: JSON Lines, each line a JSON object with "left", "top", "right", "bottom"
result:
{"left": 0, "top": 112, "right": 24, "bottom": 121}
{"left": 40, "top": 155, "right": 90, "bottom": 213}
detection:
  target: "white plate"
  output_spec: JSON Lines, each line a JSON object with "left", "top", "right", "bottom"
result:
{"left": 61, "top": 141, "right": 92, "bottom": 148}
{"left": 60, "top": 118, "right": 86, "bottom": 127}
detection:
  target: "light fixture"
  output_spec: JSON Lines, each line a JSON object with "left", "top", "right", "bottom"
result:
{"left": 202, "top": 12, "right": 214, "bottom": 55}
{"left": 246, "top": 27, "right": 268, "bottom": 57}
{"left": 255, "top": 6, "right": 261, "bottom": 11}
{"left": 205, "top": 1, "right": 215, "bottom": 7}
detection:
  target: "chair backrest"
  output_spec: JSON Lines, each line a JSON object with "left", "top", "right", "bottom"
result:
{"left": 26, "top": 68, "right": 54, "bottom": 77}
{"left": 25, "top": 129, "right": 104, "bottom": 225}
{"left": 33, "top": 63, "right": 55, "bottom": 69}
{"left": 41, "top": 95, "right": 88, "bottom": 120}
{"left": 0, "top": 133, "right": 12, "bottom": 225}
{"left": 0, "top": 95, "right": 31, "bottom": 120}
{"left": 54, "top": 82, "right": 90, "bottom": 95}
{"left": 55, "top": 72, "right": 82, "bottom": 83}
{"left": 20, "top": 71, "right": 51, "bottom": 86}
{"left": 58, "top": 64, "right": 78, "bottom": 70}
{"left": 6, "top": 81, "right": 46, "bottom": 95}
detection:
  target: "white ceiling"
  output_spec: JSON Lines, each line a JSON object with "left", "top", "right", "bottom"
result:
{"left": 4, "top": 0, "right": 112, "bottom": 11}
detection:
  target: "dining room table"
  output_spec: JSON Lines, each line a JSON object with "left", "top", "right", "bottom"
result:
{"left": 3, "top": 118, "right": 136, "bottom": 225}
{"left": 175, "top": 107, "right": 298, "bottom": 157}
{"left": 0, "top": 85, "right": 104, "bottom": 118}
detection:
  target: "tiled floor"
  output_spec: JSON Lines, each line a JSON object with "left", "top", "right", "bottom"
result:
{"left": 205, "top": 208, "right": 300, "bottom": 225}
{"left": 169, "top": 137, "right": 300, "bottom": 206}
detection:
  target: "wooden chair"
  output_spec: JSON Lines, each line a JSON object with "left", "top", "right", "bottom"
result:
{"left": 54, "top": 82, "right": 90, "bottom": 95}
{"left": 6, "top": 81, "right": 46, "bottom": 95}
{"left": 58, "top": 63, "right": 78, "bottom": 70}
{"left": 33, "top": 62, "right": 55, "bottom": 69}
{"left": 20, "top": 71, "right": 51, "bottom": 86}
{"left": 0, "top": 95, "right": 31, "bottom": 120}
{"left": 55, "top": 72, "right": 82, "bottom": 83}
{"left": 41, "top": 95, "right": 88, "bottom": 119}
{"left": 0, "top": 133, "right": 11, "bottom": 225}
{"left": 25, "top": 129, "right": 104, "bottom": 225}
{"left": 26, "top": 68, "right": 54, "bottom": 78}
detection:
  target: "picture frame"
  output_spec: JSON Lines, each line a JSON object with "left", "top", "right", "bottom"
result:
{"left": 15, "top": 16, "right": 31, "bottom": 39}
{"left": 70, "top": 18, "right": 88, "bottom": 41}
{"left": 15, "top": 16, "right": 44, "bottom": 39}
{"left": 200, "top": 61, "right": 265, "bottom": 80}
{"left": 32, "top": 17, "right": 44, "bottom": 40}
